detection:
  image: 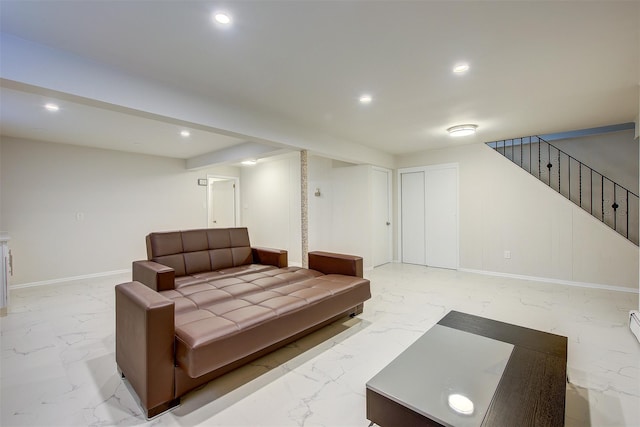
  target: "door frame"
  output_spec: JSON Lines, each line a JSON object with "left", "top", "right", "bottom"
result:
{"left": 397, "top": 163, "right": 459, "bottom": 268}
{"left": 372, "top": 166, "right": 393, "bottom": 266}
{"left": 206, "top": 175, "right": 240, "bottom": 228}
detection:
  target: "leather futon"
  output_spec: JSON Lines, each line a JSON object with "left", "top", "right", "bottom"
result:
{"left": 115, "top": 227, "right": 371, "bottom": 418}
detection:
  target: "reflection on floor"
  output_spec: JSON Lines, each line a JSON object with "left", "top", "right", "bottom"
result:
{"left": 1, "top": 263, "right": 638, "bottom": 426}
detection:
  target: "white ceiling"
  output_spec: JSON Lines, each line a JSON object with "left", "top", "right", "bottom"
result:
{"left": 0, "top": 1, "right": 638, "bottom": 165}
{"left": 0, "top": 85, "right": 247, "bottom": 159}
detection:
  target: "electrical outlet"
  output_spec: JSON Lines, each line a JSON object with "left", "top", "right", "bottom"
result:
{"left": 504, "top": 250, "right": 511, "bottom": 259}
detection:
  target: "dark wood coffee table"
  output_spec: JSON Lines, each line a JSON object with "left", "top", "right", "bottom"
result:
{"left": 366, "top": 310, "right": 568, "bottom": 427}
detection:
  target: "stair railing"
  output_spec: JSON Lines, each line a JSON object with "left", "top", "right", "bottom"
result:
{"left": 486, "top": 136, "right": 639, "bottom": 246}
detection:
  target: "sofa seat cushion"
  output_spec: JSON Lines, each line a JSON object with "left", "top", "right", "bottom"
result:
{"left": 161, "top": 268, "right": 326, "bottom": 315}
{"left": 174, "top": 265, "right": 273, "bottom": 289}
{"left": 198, "top": 263, "right": 277, "bottom": 278}
{"left": 172, "top": 272, "right": 369, "bottom": 378}
{"left": 173, "top": 264, "right": 314, "bottom": 289}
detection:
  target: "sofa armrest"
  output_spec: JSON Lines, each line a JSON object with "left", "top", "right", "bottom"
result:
{"left": 252, "top": 247, "right": 288, "bottom": 268}
{"left": 132, "top": 260, "right": 175, "bottom": 291}
{"left": 308, "top": 251, "right": 363, "bottom": 278}
{"left": 115, "top": 281, "right": 177, "bottom": 418}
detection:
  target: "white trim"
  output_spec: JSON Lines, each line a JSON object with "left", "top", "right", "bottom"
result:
{"left": 459, "top": 268, "right": 639, "bottom": 294}
{"left": 9, "top": 269, "right": 131, "bottom": 290}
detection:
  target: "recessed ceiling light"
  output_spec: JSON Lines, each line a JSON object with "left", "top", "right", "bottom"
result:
{"left": 180, "top": 130, "right": 191, "bottom": 137}
{"left": 213, "top": 12, "right": 232, "bottom": 25}
{"left": 447, "top": 124, "right": 478, "bottom": 137}
{"left": 44, "top": 103, "right": 60, "bottom": 112}
{"left": 453, "top": 63, "right": 470, "bottom": 74}
{"left": 241, "top": 159, "right": 257, "bottom": 166}
{"left": 359, "top": 94, "right": 373, "bottom": 104}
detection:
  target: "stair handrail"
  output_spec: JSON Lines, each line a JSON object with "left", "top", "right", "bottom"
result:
{"left": 488, "top": 135, "right": 638, "bottom": 198}
{"left": 487, "top": 135, "right": 639, "bottom": 245}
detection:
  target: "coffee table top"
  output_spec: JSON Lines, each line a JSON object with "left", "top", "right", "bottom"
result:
{"left": 367, "top": 325, "right": 514, "bottom": 427}
{"left": 366, "top": 311, "right": 568, "bottom": 427}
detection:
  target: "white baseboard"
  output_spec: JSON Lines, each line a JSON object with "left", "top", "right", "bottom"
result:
{"left": 9, "top": 269, "right": 131, "bottom": 290}
{"left": 458, "top": 268, "right": 639, "bottom": 294}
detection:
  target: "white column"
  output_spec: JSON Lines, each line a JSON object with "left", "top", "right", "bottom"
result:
{"left": 0, "top": 233, "right": 10, "bottom": 316}
{"left": 301, "top": 150, "right": 309, "bottom": 268}
{"left": 632, "top": 87, "right": 639, "bottom": 343}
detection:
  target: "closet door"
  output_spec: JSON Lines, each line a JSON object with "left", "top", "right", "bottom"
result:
{"left": 425, "top": 166, "right": 458, "bottom": 269}
{"left": 399, "top": 164, "right": 458, "bottom": 269}
{"left": 401, "top": 171, "right": 426, "bottom": 265}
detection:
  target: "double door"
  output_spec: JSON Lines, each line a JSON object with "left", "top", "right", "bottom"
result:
{"left": 400, "top": 164, "right": 458, "bottom": 269}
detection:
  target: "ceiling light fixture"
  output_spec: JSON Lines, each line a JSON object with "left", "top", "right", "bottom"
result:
{"left": 213, "top": 12, "right": 232, "bottom": 25}
{"left": 241, "top": 159, "right": 257, "bottom": 166}
{"left": 180, "top": 130, "right": 191, "bottom": 137}
{"left": 447, "top": 124, "right": 477, "bottom": 137}
{"left": 44, "top": 103, "right": 60, "bottom": 112}
{"left": 453, "top": 63, "right": 470, "bottom": 74}
{"left": 359, "top": 94, "right": 373, "bottom": 104}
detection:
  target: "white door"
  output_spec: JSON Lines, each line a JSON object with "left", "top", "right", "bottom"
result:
{"left": 209, "top": 179, "right": 236, "bottom": 228}
{"left": 373, "top": 168, "right": 392, "bottom": 266}
{"left": 401, "top": 171, "right": 426, "bottom": 265}
{"left": 399, "top": 164, "right": 458, "bottom": 269}
{"left": 425, "top": 166, "right": 458, "bottom": 269}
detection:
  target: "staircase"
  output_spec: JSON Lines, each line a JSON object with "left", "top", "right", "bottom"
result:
{"left": 486, "top": 136, "right": 639, "bottom": 246}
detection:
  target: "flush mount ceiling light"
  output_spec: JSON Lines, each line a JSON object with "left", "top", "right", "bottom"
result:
{"left": 241, "top": 159, "right": 257, "bottom": 166}
{"left": 448, "top": 393, "right": 474, "bottom": 415}
{"left": 359, "top": 94, "right": 373, "bottom": 104}
{"left": 44, "top": 103, "right": 60, "bottom": 112}
{"left": 213, "top": 12, "right": 232, "bottom": 25}
{"left": 447, "top": 124, "right": 477, "bottom": 137}
{"left": 180, "top": 130, "right": 191, "bottom": 137}
{"left": 453, "top": 63, "right": 470, "bottom": 74}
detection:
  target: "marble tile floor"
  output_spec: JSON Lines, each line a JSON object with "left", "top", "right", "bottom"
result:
{"left": 1, "top": 263, "right": 639, "bottom": 427}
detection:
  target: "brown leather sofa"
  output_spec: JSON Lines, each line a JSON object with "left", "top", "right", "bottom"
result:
{"left": 115, "top": 227, "right": 371, "bottom": 418}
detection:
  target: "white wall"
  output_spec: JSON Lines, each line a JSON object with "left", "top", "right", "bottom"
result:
{"left": 397, "top": 142, "right": 639, "bottom": 290}
{"left": 5, "top": 134, "right": 634, "bottom": 290}
{"left": 239, "top": 153, "right": 376, "bottom": 269}
{"left": 240, "top": 153, "right": 302, "bottom": 265}
{"left": 0, "top": 137, "right": 239, "bottom": 285}
{"left": 308, "top": 156, "right": 374, "bottom": 270}
{"left": 552, "top": 129, "right": 638, "bottom": 194}
{"left": 308, "top": 156, "right": 333, "bottom": 252}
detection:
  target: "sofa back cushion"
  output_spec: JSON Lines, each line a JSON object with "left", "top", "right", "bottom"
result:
{"left": 229, "top": 228, "right": 252, "bottom": 266}
{"left": 147, "top": 232, "right": 187, "bottom": 276}
{"left": 147, "top": 228, "right": 253, "bottom": 277}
